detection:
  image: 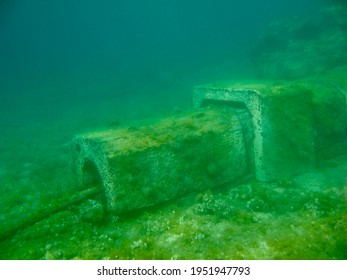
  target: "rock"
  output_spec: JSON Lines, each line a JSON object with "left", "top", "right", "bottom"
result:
{"left": 251, "top": 5, "right": 347, "bottom": 80}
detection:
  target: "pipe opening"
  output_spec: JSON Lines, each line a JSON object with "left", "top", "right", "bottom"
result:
{"left": 82, "top": 159, "right": 103, "bottom": 189}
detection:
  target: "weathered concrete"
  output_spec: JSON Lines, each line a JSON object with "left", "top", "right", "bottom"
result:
{"left": 74, "top": 108, "right": 250, "bottom": 214}
{"left": 193, "top": 82, "right": 316, "bottom": 182}
{"left": 73, "top": 80, "right": 346, "bottom": 215}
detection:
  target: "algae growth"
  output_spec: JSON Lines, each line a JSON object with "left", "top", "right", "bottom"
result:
{"left": 0, "top": 97, "right": 346, "bottom": 259}
{"left": 0, "top": 2, "right": 346, "bottom": 260}
{"left": 0, "top": 157, "right": 346, "bottom": 259}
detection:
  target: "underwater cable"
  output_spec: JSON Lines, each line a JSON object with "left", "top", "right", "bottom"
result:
{"left": 0, "top": 187, "right": 102, "bottom": 241}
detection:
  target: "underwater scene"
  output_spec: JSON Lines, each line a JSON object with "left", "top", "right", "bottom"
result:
{"left": 0, "top": 0, "right": 346, "bottom": 260}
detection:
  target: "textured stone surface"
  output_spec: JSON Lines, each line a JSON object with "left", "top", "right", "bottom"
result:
{"left": 74, "top": 108, "right": 249, "bottom": 214}
{"left": 193, "top": 82, "right": 316, "bottom": 182}
{"left": 73, "top": 79, "right": 346, "bottom": 214}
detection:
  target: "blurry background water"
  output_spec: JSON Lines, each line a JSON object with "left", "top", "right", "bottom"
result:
{"left": 0, "top": 0, "right": 329, "bottom": 177}
{"left": 0, "top": 0, "right": 329, "bottom": 169}
{"left": 0, "top": 0, "right": 329, "bottom": 119}
{"left": 0, "top": 0, "right": 345, "bottom": 259}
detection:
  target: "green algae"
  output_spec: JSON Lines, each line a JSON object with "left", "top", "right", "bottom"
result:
{"left": 0, "top": 153, "right": 346, "bottom": 260}
{"left": 0, "top": 79, "right": 346, "bottom": 260}
{"left": 0, "top": 1, "right": 346, "bottom": 262}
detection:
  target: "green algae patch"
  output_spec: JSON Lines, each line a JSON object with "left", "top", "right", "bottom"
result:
{"left": 1, "top": 155, "right": 345, "bottom": 260}
{"left": 1, "top": 75, "right": 346, "bottom": 260}
{"left": 260, "top": 83, "right": 316, "bottom": 177}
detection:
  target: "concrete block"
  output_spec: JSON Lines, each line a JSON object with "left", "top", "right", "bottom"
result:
{"left": 193, "top": 82, "right": 316, "bottom": 182}
{"left": 73, "top": 108, "right": 249, "bottom": 214}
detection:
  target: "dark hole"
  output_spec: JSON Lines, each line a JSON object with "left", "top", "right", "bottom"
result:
{"left": 202, "top": 99, "right": 248, "bottom": 109}
{"left": 82, "top": 160, "right": 103, "bottom": 188}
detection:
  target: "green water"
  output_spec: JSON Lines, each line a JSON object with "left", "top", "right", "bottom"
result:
{"left": 0, "top": 1, "right": 346, "bottom": 259}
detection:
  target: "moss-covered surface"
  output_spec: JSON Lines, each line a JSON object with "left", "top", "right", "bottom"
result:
{"left": 1, "top": 1, "right": 346, "bottom": 261}
{"left": 1, "top": 72, "right": 346, "bottom": 259}
{"left": 0, "top": 152, "right": 346, "bottom": 259}
{"left": 85, "top": 108, "right": 240, "bottom": 153}
{"left": 76, "top": 107, "right": 248, "bottom": 214}
{"left": 259, "top": 83, "right": 316, "bottom": 178}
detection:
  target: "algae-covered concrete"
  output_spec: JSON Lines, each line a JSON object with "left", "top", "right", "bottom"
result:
{"left": 74, "top": 79, "right": 346, "bottom": 214}
{"left": 193, "top": 81, "right": 346, "bottom": 182}
{"left": 74, "top": 108, "right": 250, "bottom": 214}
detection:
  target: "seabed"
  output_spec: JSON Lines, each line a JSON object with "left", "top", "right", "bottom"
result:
{"left": 0, "top": 72, "right": 346, "bottom": 260}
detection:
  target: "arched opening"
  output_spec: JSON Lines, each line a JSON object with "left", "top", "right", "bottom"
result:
{"left": 82, "top": 159, "right": 103, "bottom": 189}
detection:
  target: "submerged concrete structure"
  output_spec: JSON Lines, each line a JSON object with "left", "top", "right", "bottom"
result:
{"left": 74, "top": 108, "right": 250, "bottom": 214}
{"left": 73, "top": 80, "right": 346, "bottom": 214}
{"left": 193, "top": 81, "right": 346, "bottom": 181}
{"left": 193, "top": 83, "right": 315, "bottom": 182}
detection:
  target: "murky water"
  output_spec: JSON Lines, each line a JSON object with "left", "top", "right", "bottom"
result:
{"left": 0, "top": 0, "right": 346, "bottom": 259}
